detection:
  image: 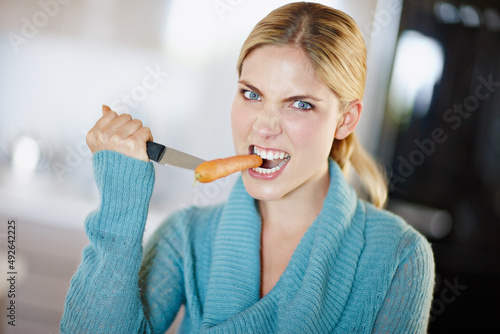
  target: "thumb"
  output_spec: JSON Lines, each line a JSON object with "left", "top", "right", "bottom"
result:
{"left": 102, "top": 104, "right": 112, "bottom": 115}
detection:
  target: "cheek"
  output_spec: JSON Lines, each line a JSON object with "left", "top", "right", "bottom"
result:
{"left": 287, "top": 116, "right": 336, "bottom": 156}
{"left": 231, "top": 99, "right": 252, "bottom": 143}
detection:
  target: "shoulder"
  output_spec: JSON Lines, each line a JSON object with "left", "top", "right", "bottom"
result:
{"left": 359, "top": 200, "right": 434, "bottom": 266}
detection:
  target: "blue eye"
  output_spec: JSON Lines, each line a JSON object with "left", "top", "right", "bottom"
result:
{"left": 243, "top": 90, "right": 261, "bottom": 101}
{"left": 292, "top": 100, "right": 313, "bottom": 110}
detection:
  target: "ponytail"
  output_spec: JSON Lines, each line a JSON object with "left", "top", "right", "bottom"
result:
{"left": 331, "top": 133, "right": 388, "bottom": 208}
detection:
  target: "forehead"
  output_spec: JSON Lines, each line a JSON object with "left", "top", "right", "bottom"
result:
{"left": 240, "top": 45, "right": 330, "bottom": 95}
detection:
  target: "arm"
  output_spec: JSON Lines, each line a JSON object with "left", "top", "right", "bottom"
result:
{"left": 61, "top": 106, "right": 184, "bottom": 333}
{"left": 61, "top": 150, "right": 156, "bottom": 333}
{"left": 372, "top": 237, "right": 435, "bottom": 334}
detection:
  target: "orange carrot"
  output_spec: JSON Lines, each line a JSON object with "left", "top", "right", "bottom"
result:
{"left": 195, "top": 155, "right": 263, "bottom": 183}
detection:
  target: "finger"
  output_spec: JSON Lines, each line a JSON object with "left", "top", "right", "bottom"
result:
{"left": 93, "top": 107, "right": 118, "bottom": 130}
{"left": 86, "top": 111, "right": 120, "bottom": 152}
{"left": 101, "top": 113, "right": 133, "bottom": 135}
{"left": 130, "top": 127, "right": 154, "bottom": 161}
{"left": 102, "top": 104, "right": 112, "bottom": 114}
{"left": 131, "top": 126, "right": 153, "bottom": 143}
{"left": 112, "top": 119, "right": 144, "bottom": 140}
{"left": 107, "top": 121, "right": 148, "bottom": 161}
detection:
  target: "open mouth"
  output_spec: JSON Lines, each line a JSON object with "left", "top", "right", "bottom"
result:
{"left": 249, "top": 145, "right": 291, "bottom": 174}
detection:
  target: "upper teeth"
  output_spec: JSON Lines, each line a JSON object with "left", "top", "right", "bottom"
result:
{"left": 253, "top": 146, "right": 290, "bottom": 160}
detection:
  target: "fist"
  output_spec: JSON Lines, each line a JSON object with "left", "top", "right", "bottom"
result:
{"left": 86, "top": 105, "right": 153, "bottom": 162}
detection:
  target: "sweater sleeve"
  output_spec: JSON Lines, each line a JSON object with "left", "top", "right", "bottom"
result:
{"left": 60, "top": 150, "right": 170, "bottom": 334}
{"left": 372, "top": 234, "right": 435, "bottom": 334}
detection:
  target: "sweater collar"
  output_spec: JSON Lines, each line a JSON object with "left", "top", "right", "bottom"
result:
{"left": 202, "top": 159, "right": 364, "bottom": 331}
{"left": 202, "top": 168, "right": 262, "bottom": 327}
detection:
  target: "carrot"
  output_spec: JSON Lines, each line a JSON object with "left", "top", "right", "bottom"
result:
{"left": 195, "top": 155, "right": 263, "bottom": 183}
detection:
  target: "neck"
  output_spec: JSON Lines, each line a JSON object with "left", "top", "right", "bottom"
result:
{"left": 258, "top": 165, "right": 330, "bottom": 236}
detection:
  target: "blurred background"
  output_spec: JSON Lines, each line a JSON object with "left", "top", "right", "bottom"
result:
{"left": 0, "top": 0, "right": 498, "bottom": 333}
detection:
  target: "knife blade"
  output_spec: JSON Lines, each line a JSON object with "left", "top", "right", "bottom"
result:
{"left": 146, "top": 141, "right": 205, "bottom": 170}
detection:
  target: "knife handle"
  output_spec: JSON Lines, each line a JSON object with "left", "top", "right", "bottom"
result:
{"left": 146, "top": 141, "right": 166, "bottom": 162}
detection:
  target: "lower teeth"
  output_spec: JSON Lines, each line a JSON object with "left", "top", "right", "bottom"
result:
{"left": 252, "top": 157, "right": 290, "bottom": 174}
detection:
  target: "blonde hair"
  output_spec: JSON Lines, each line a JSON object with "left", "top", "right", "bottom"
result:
{"left": 237, "top": 2, "right": 387, "bottom": 208}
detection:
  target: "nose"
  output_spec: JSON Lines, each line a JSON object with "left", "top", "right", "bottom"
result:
{"left": 252, "top": 106, "right": 282, "bottom": 138}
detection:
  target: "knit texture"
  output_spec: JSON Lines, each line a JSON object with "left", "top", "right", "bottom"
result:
{"left": 61, "top": 150, "right": 435, "bottom": 334}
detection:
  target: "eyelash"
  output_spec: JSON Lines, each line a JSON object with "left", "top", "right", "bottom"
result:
{"left": 240, "top": 88, "right": 315, "bottom": 111}
{"left": 241, "top": 89, "right": 261, "bottom": 101}
{"left": 291, "top": 100, "right": 315, "bottom": 111}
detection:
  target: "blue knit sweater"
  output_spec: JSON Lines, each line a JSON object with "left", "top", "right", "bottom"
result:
{"left": 61, "top": 150, "right": 435, "bottom": 333}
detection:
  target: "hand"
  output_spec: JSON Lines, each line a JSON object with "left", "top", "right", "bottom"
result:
{"left": 86, "top": 105, "right": 153, "bottom": 162}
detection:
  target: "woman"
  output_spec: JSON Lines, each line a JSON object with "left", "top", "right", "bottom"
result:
{"left": 61, "top": 2, "right": 435, "bottom": 333}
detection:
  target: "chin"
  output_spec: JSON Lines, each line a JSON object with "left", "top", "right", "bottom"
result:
{"left": 241, "top": 172, "right": 285, "bottom": 202}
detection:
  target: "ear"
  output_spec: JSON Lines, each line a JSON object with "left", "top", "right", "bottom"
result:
{"left": 334, "top": 100, "right": 363, "bottom": 140}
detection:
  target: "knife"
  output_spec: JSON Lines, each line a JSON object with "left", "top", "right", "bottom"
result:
{"left": 146, "top": 141, "right": 205, "bottom": 170}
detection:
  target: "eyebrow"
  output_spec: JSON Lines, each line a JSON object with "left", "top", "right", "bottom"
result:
{"left": 238, "top": 80, "right": 263, "bottom": 97}
{"left": 238, "top": 80, "right": 323, "bottom": 103}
